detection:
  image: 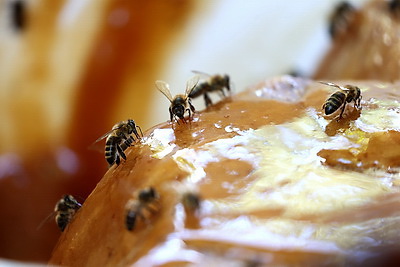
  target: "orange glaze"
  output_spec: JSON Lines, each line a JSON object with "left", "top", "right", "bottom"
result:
{"left": 49, "top": 77, "right": 400, "bottom": 266}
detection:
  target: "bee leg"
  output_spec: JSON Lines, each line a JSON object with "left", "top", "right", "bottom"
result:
{"left": 117, "top": 145, "right": 127, "bottom": 160}
{"left": 115, "top": 154, "right": 121, "bottom": 165}
{"left": 120, "top": 136, "right": 133, "bottom": 152}
{"left": 125, "top": 136, "right": 134, "bottom": 147}
{"left": 181, "top": 116, "right": 187, "bottom": 124}
{"left": 357, "top": 96, "right": 362, "bottom": 109}
{"left": 169, "top": 107, "right": 174, "bottom": 123}
{"left": 204, "top": 93, "right": 212, "bottom": 107}
{"left": 145, "top": 205, "right": 158, "bottom": 214}
{"left": 220, "top": 88, "right": 226, "bottom": 97}
{"left": 189, "top": 99, "right": 195, "bottom": 113}
{"left": 135, "top": 125, "right": 143, "bottom": 139}
{"left": 127, "top": 136, "right": 134, "bottom": 146}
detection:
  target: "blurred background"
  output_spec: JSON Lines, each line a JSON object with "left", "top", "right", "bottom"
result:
{"left": 0, "top": 0, "right": 384, "bottom": 263}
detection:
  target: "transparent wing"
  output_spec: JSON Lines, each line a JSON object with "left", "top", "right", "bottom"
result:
{"left": 94, "top": 128, "right": 118, "bottom": 143}
{"left": 155, "top": 80, "right": 173, "bottom": 102}
{"left": 185, "top": 75, "right": 200, "bottom": 97}
{"left": 36, "top": 211, "right": 56, "bottom": 231}
{"left": 88, "top": 129, "right": 115, "bottom": 152}
{"left": 319, "top": 81, "right": 349, "bottom": 91}
{"left": 191, "top": 70, "right": 211, "bottom": 78}
{"left": 88, "top": 125, "right": 124, "bottom": 151}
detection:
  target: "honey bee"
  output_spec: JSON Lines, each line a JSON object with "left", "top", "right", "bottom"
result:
{"left": 95, "top": 119, "right": 142, "bottom": 167}
{"left": 54, "top": 195, "right": 82, "bottom": 232}
{"left": 181, "top": 192, "right": 201, "bottom": 213}
{"left": 10, "top": 0, "right": 25, "bottom": 32}
{"left": 320, "top": 82, "right": 362, "bottom": 119}
{"left": 329, "top": 1, "right": 355, "bottom": 39}
{"left": 155, "top": 76, "right": 199, "bottom": 123}
{"left": 188, "top": 71, "right": 231, "bottom": 107}
{"left": 389, "top": 0, "right": 400, "bottom": 17}
{"left": 125, "top": 187, "right": 160, "bottom": 231}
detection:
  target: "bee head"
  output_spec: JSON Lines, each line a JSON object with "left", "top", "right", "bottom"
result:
{"left": 126, "top": 119, "right": 136, "bottom": 134}
{"left": 182, "top": 192, "right": 200, "bottom": 211}
{"left": 138, "top": 187, "right": 157, "bottom": 202}
{"left": 172, "top": 103, "right": 185, "bottom": 119}
{"left": 63, "top": 195, "right": 81, "bottom": 210}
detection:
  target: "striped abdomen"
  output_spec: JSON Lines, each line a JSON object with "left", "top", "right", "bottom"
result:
{"left": 126, "top": 209, "right": 137, "bottom": 231}
{"left": 105, "top": 135, "right": 120, "bottom": 166}
{"left": 324, "top": 91, "right": 346, "bottom": 115}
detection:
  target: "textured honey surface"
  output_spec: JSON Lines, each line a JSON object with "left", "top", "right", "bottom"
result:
{"left": 49, "top": 77, "right": 400, "bottom": 266}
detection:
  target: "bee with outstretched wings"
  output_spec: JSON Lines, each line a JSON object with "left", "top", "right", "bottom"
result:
{"left": 156, "top": 76, "right": 199, "bottom": 123}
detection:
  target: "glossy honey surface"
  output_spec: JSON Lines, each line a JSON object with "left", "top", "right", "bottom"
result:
{"left": 49, "top": 76, "right": 400, "bottom": 266}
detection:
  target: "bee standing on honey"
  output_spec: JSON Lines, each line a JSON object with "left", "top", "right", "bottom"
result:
{"left": 155, "top": 76, "right": 199, "bottom": 123}
{"left": 181, "top": 191, "right": 201, "bottom": 213}
{"left": 94, "top": 119, "right": 142, "bottom": 167}
{"left": 189, "top": 71, "right": 231, "bottom": 107}
{"left": 54, "top": 195, "right": 82, "bottom": 232}
{"left": 328, "top": 1, "right": 355, "bottom": 39}
{"left": 320, "top": 82, "right": 362, "bottom": 120}
{"left": 125, "top": 187, "right": 160, "bottom": 231}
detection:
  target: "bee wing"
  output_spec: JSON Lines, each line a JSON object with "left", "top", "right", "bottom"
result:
{"left": 185, "top": 75, "right": 200, "bottom": 97}
{"left": 191, "top": 70, "right": 211, "bottom": 78}
{"left": 319, "top": 81, "right": 348, "bottom": 91}
{"left": 94, "top": 128, "right": 117, "bottom": 143}
{"left": 88, "top": 126, "right": 121, "bottom": 152}
{"left": 36, "top": 210, "right": 56, "bottom": 231}
{"left": 155, "top": 80, "right": 173, "bottom": 102}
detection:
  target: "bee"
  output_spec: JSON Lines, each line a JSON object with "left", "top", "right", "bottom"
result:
{"left": 95, "top": 119, "right": 142, "bottom": 167}
{"left": 181, "top": 192, "right": 201, "bottom": 213}
{"left": 320, "top": 82, "right": 362, "bottom": 119}
{"left": 155, "top": 76, "right": 199, "bottom": 123}
{"left": 125, "top": 187, "right": 160, "bottom": 231}
{"left": 188, "top": 71, "right": 231, "bottom": 107}
{"left": 389, "top": 0, "right": 400, "bottom": 17}
{"left": 10, "top": 0, "right": 25, "bottom": 32}
{"left": 328, "top": 1, "right": 355, "bottom": 39}
{"left": 54, "top": 195, "right": 82, "bottom": 232}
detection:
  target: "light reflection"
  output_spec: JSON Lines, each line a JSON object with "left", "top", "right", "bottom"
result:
{"left": 355, "top": 99, "right": 400, "bottom": 132}
{"left": 173, "top": 203, "right": 185, "bottom": 231}
{"left": 0, "top": 153, "right": 23, "bottom": 179}
{"left": 172, "top": 130, "right": 259, "bottom": 184}
{"left": 173, "top": 149, "right": 215, "bottom": 183}
{"left": 56, "top": 147, "right": 79, "bottom": 174}
{"left": 108, "top": 8, "right": 130, "bottom": 27}
{"left": 178, "top": 216, "right": 342, "bottom": 254}
{"left": 214, "top": 123, "right": 222, "bottom": 129}
{"left": 134, "top": 237, "right": 202, "bottom": 267}
{"left": 145, "top": 128, "right": 176, "bottom": 159}
{"left": 59, "top": 0, "right": 90, "bottom": 27}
